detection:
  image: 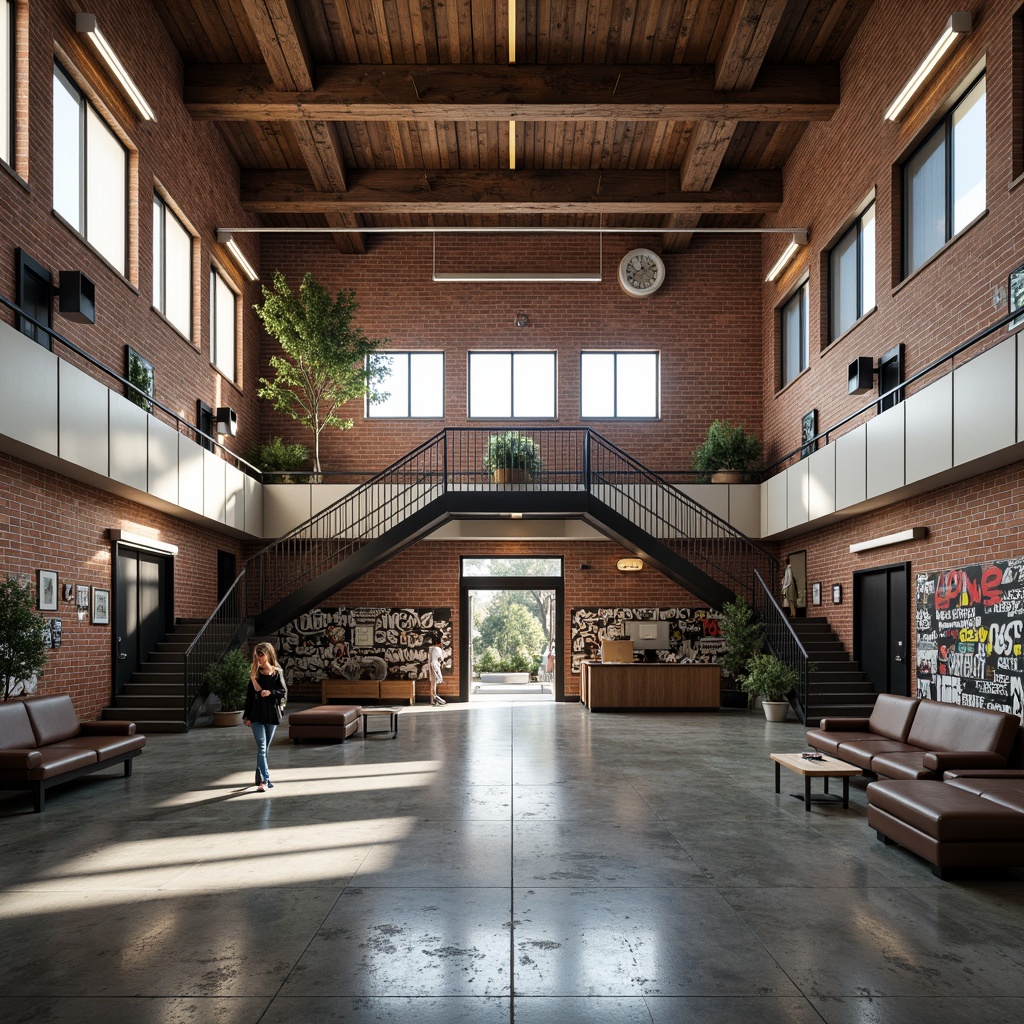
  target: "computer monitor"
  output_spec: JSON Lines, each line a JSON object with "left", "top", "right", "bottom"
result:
{"left": 623, "top": 620, "right": 670, "bottom": 650}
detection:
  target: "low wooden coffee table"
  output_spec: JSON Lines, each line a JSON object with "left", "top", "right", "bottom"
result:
{"left": 361, "top": 706, "right": 402, "bottom": 738}
{"left": 771, "top": 752, "right": 862, "bottom": 812}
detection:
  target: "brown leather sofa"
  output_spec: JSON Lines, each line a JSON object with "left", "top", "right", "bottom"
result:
{"left": 806, "top": 694, "right": 1019, "bottom": 779}
{"left": 0, "top": 695, "right": 146, "bottom": 812}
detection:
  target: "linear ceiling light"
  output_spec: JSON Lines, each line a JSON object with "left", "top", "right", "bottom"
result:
{"left": 76, "top": 13, "right": 156, "bottom": 121}
{"left": 765, "top": 230, "right": 808, "bottom": 283}
{"left": 215, "top": 229, "right": 259, "bottom": 282}
{"left": 884, "top": 12, "right": 972, "bottom": 121}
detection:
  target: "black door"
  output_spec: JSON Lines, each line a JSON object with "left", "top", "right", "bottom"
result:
{"left": 217, "top": 550, "right": 237, "bottom": 602}
{"left": 853, "top": 563, "right": 909, "bottom": 695}
{"left": 115, "top": 548, "right": 172, "bottom": 695}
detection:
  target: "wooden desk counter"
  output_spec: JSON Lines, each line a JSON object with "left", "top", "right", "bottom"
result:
{"left": 580, "top": 661, "right": 720, "bottom": 710}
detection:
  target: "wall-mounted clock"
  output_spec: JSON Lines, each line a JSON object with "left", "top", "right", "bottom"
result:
{"left": 618, "top": 248, "right": 666, "bottom": 297}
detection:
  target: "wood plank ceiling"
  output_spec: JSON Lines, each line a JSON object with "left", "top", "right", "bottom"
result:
{"left": 151, "top": 1, "right": 872, "bottom": 253}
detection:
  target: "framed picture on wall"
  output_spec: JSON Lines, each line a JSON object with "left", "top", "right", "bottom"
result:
{"left": 92, "top": 588, "right": 110, "bottom": 625}
{"left": 38, "top": 570, "right": 58, "bottom": 611}
{"left": 832, "top": 583, "right": 843, "bottom": 604}
{"left": 811, "top": 582, "right": 822, "bottom": 606}
{"left": 801, "top": 410, "right": 818, "bottom": 459}
{"left": 1009, "top": 263, "right": 1024, "bottom": 329}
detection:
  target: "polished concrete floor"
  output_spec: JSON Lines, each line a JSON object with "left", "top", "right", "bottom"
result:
{"left": 2, "top": 700, "right": 1024, "bottom": 1024}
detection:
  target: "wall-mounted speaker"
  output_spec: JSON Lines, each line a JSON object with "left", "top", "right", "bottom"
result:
{"left": 215, "top": 407, "right": 238, "bottom": 435}
{"left": 847, "top": 356, "right": 875, "bottom": 395}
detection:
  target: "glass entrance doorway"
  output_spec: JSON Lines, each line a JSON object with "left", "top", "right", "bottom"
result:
{"left": 460, "top": 557, "right": 563, "bottom": 702}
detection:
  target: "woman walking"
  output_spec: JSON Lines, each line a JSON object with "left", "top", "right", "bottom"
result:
{"left": 244, "top": 642, "right": 286, "bottom": 792}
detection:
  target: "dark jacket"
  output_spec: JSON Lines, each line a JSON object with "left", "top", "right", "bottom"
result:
{"left": 244, "top": 667, "right": 286, "bottom": 724}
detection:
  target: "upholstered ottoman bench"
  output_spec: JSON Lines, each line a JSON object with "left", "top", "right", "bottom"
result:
{"left": 288, "top": 705, "right": 361, "bottom": 743}
{"left": 867, "top": 779, "right": 1024, "bottom": 878}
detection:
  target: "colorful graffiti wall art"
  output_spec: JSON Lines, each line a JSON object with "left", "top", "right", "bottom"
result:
{"left": 916, "top": 558, "right": 1024, "bottom": 716}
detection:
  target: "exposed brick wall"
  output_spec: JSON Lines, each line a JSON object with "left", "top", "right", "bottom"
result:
{"left": 0, "top": 451, "right": 245, "bottom": 720}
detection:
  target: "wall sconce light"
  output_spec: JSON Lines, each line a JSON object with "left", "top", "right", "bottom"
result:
{"left": 849, "top": 527, "right": 928, "bottom": 554}
{"left": 884, "top": 12, "right": 972, "bottom": 121}
{"left": 215, "top": 407, "right": 238, "bottom": 436}
{"left": 765, "top": 230, "right": 809, "bottom": 283}
{"left": 215, "top": 230, "right": 259, "bottom": 282}
{"left": 57, "top": 270, "right": 96, "bottom": 324}
{"left": 514, "top": 312, "right": 529, "bottom": 327}
{"left": 847, "top": 356, "right": 877, "bottom": 395}
{"left": 76, "top": 13, "right": 156, "bottom": 121}
{"left": 616, "top": 557, "right": 644, "bottom": 572}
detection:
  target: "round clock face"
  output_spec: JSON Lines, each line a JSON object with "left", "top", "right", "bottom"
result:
{"left": 618, "top": 248, "right": 666, "bottom": 297}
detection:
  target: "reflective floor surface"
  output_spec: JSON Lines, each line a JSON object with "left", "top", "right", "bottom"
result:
{"left": 2, "top": 700, "right": 1024, "bottom": 1023}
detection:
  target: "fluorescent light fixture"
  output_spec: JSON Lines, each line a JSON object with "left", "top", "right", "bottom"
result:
{"left": 765, "top": 229, "right": 808, "bottom": 283}
{"left": 884, "top": 12, "right": 972, "bottom": 121}
{"left": 849, "top": 527, "right": 928, "bottom": 554}
{"left": 509, "top": 120, "right": 516, "bottom": 170}
{"left": 76, "top": 13, "right": 156, "bottom": 121}
{"left": 216, "top": 229, "right": 259, "bottom": 282}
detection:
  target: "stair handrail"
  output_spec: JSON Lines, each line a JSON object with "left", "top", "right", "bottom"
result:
{"left": 181, "top": 569, "right": 250, "bottom": 729}
{"left": 587, "top": 431, "right": 779, "bottom": 603}
{"left": 752, "top": 570, "right": 810, "bottom": 725}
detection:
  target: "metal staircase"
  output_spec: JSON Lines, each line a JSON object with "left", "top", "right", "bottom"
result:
{"left": 791, "top": 617, "right": 876, "bottom": 724}
{"left": 181, "top": 428, "right": 779, "bottom": 730}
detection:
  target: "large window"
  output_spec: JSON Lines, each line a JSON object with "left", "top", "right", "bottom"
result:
{"left": 210, "top": 267, "right": 237, "bottom": 381}
{"left": 580, "top": 351, "right": 659, "bottom": 418}
{"left": 468, "top": 351, "right": 556, "bottom": 418}
{"left": 52, "top": 63, "right": 128, "bottom": 274}
{"left": 153, "top": 194, "right": 192, "bottom": 339}
{"left": 781, "top": 281, "right": 809, "bottom": 388}
{"left": 829, "top": 202, "right": 875, "bottom": 341}
{"left": 367, "top": 352, "right": 444, "bottom": 418}
{"left": 1, "top": 0, "right": 11, "bottom": 167}
{"left": 903, "top": 73, "right": 986, "bottom": 278}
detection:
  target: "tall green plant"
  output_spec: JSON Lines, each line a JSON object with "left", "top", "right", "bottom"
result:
{"left": 204, "top": 647, "right": 251, "bottom": 714}
{"left": 0, "top": 576, "right": 48, "bottom": 701}
{"left": 254, "top": 271, "right": 390, "bottom": 474}
{"left": 691, "top": 420, "right": 763, "bottom": 481}
{"left": 719, "top": 596, "right": 763, "bottom": 684}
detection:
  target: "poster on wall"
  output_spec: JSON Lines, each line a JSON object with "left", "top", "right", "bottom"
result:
{"left": 915, "top": 557, "right": 1024, "bottom": 716}
{"left": 570, "top": 607, "right": 725, "bottom": 674}
{"left": 276, "top": 607, "right": 452, "bottom": 684}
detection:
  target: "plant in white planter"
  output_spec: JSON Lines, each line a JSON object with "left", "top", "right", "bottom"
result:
{"left": 741, "top": 652, "right": 797, "bottom": 721}
{"left": 205, "top": 647, "right": 251, "bottom": 726}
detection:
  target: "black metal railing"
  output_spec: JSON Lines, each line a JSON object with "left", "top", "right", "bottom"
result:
{"left": 753, "top": 570, "right": 810, "bottom": 724}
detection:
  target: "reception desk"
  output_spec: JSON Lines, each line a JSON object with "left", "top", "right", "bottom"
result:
{"left": 580, "top": 661, "right": 720, "bottom": 711}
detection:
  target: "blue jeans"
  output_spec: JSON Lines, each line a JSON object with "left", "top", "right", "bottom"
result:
{"left": 250, "top": 721, "right": 277, "bottom": 783}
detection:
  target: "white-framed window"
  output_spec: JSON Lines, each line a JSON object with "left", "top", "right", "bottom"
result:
{"left": 153, "top": 193, "right": 192, "bottom": 340}
{"left": 210, "top": 267, "right": 237, "bottom": 382}
{"left": 580, "top": 351, "right": 659, "bottom": 418}
{"left": 829, "top": 202, "right": 875, "bottom": 341}
{"left": 903, "top": 72, "right": 986, "bottom": 278}
{"left": 468, "top": 351, "right": 556, "bottom": 418}
{"left": 1, "top": 0, "right": 12, "bottom": 167}
{"left": 52, "top": 62, "right": 128, "bottom": 274}
{"left": 367, "top": 352, "right": 444, "bottom": 418}
{"left": 780, "top": 280, "right": 809, "bottom": 388}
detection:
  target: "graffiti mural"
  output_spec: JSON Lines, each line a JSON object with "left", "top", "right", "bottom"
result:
{"left": 916, "top": 558, "right": 1024, "bottom": 716}
{"left": 276, "top": 607, "right": 452, "bottom": 684}
{"left": 570, "top": 606, "right": 725, "bottom": 674}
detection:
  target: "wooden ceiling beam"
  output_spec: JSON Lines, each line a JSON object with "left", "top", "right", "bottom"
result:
{"left": 184, "top": 62, "right": 839, "bottom": 122}
{"left": 239, "top": 167, "right": 783, "bottom": 215}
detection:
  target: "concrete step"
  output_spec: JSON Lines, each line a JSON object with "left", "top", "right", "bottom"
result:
{"left": 145, "top": 651, "right": 186, "bottom": 665}
{"left": 103, "top": 706, "right": 185, "bottom": 723}
{"left": 132, "top": 670, "right": 185, "bottom": 686}
{"left": 123, "top": 681, "right": 186, "bottom": 697}
{"left": 809, "top": 669, "right": 867, "bottom": 683}
{"left": 112, "top": 693, "right": 185, "bottom": 710}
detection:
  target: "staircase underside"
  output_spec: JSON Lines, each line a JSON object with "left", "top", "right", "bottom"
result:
{"left": 255, "top": 490, "right": 740, "bottom": 634}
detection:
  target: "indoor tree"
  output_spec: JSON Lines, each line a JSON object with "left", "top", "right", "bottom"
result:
{"left": 254, "top": 271, "right": 390, "bottom": 475}
{"left": 0, "top": 576, "right": 48, "bottom": 701}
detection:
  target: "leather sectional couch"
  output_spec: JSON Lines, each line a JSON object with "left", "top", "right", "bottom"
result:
{"left": 0, "top": 694, "right": 146, "bottom": 812}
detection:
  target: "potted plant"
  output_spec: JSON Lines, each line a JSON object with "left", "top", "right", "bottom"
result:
{"left": 741, "top": 652, "right": 798, "bottom": 721}
{"left": 484, "top": 431, "right": 542, "bottom": 483}
{"left": 244, "top": 436, "right": 310, "bottom": 484}
{"left": 0, "top": 576, "right": 48, "bottom": 701}
{"left": 205, "top": 647, "right": 251, "bottom": 726}
{"left": 718, "top": 596, "right": 763, "bottom": 707}
{"left": 691, "top": 420, "right": 763, "bottom": 483}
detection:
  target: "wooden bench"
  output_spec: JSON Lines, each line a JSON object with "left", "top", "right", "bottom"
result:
{"left": 322, "top": 677, "right": 416, "bottom": 705}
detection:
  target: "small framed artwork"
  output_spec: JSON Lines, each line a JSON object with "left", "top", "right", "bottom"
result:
{"left": 76, "top": 585, "right": 90, "bottom": 610}
{"left": 1009, "top": 263, "right": 1024, "bottom": 329}
{"left": 62, "top": 582, "right": 74, "bottom": 602}
{"left": 801, "top": 410, "right": 818, "bottom": 459}
{"left": 832, "top": 583, "right": 843, "bottom": 605}
{"left": 92, "top": 587, "right": 110, "bottom": 625}
{"left": 353, "top": 624, "right": 374, "bottom": 648}
{"left": 38, "top": 569, "right": 58, "bottom": 611}
{"left": 811, "top": 582, "right": 822, "bottom": 606}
